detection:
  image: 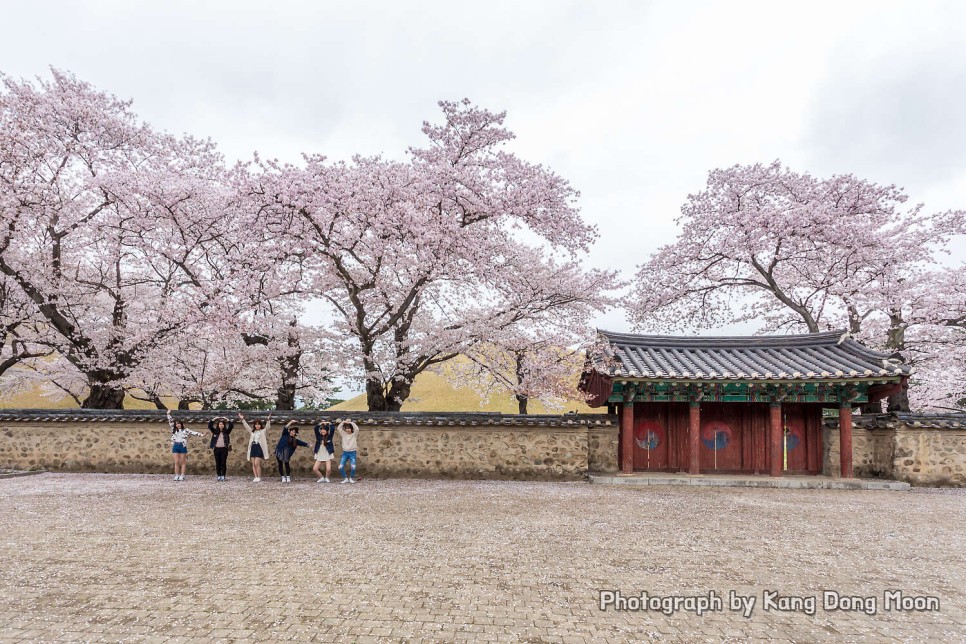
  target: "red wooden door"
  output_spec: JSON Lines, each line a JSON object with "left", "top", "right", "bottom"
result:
{"left": 633, "top": 404, "right": 669, "bottom": 470}
{"left": 781, "top": 404, "right": 822, "bottom": 474}
{"left": 699, "top": 403, "right": 744, "bottom": 472}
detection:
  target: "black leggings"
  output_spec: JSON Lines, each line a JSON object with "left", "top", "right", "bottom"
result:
{"left": 213, "top": 447, "right": 229, "bottom": 477}
{"left": 277, "top": 458, "right": 291, "bottom": 477}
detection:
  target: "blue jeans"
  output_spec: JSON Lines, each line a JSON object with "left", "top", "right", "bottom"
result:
{"left": 339, "top": 450, "right": 357, "bottom": 476}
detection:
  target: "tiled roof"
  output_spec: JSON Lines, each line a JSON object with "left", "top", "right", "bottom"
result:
{"left": 835, "top": 412, "right": 966, "bottom": 430}
{"left": 0, "top": 409, "right": 614, "bottom": 428}
{"left": 590, "top": 330, "right": 911, "bottom": 381}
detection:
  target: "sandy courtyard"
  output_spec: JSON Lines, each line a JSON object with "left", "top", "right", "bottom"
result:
{"left": 1, "top": 473, "right": 963, "bottom": 642}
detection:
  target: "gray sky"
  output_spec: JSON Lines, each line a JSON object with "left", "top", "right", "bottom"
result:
{"left": 3, "top": 0, "right": 964, "bottom": 394}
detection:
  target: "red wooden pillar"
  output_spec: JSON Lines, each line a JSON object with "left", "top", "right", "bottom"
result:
{"left": 839, "top": 404, "right": 853, "bottom": 478}
{"left": 620, "top": 401, "right": 635, "bottom": 474}
{"left": 687, "top": 402, "right": 700, "bottom": 474}
{"left": 769, "top": 403, "right": 783, "bottom": 477}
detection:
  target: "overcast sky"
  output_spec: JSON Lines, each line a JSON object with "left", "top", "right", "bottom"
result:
{"left": 3, "top": 1, "right": 964, "bottom": 394}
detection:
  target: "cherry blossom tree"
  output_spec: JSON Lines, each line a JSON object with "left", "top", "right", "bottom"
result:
{"left": 449, "top": 263, "right": 618, "bottom": 413}
{"left": 0, "top": 275, "right": 49, "bottom": 378}
{"left": 246, "top": 100, "right": 609, "bottom": 411}
{"left": 628, "top": 161, "right": 965, "bottom": 410}
{"left": 0, "top": 69, "right": 238, "bottom": 407}
{"left": 125, "top": 314, "right": 332, "bottom": 410}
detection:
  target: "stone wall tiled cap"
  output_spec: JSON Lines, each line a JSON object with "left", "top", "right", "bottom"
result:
{"left": 589, "top": 329, "right": 912, "bottom": 381}
{"left": 825, "top": 412, "right": 966, "bottom": 430}
{"left": 0, "top": 409, "right": 616, "bottom": 427}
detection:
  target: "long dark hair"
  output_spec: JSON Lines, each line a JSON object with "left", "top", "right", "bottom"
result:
{"left": 172, "top": 420, "right": 185, "bottom": 433}
{"left": 253, "top": 419, "right": 264, "bottom": 431}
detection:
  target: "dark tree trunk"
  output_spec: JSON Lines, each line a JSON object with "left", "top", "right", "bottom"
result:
{"left": 887, "top": 384, "right": 910, "bottom": 413}
{"left": 275, "top": 351, "right": 300, "bottom": 411}
{"left": 178, "top": 398, "right": 194, "bottom": 410}
{"left": 276, "top": 383, "right": 297, "bottom": 411}
{"left": 366, "top": 376, "right": 413, "bottom": 411}
{"left": 82, "top": 383, "right": 126, "bottom": 409}
{"left": 366, "top": 378, "right": 389, "bottom": 412}
{"left": 885, "top": 310, "right": 911, "bottom": 412}
{"left": 274, "top": 323, "right": 301, "bottom": 410}
{"left": 385, "top": 378, "right": 412, "bottom": 412}
{"left": 514, "top": 351, "right": 529, "bottom": 415}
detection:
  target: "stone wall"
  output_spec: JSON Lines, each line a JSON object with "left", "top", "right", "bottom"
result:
{"left": 892, "top": 428, "right": 966, "bottom": 487}
{"left": 826, "top": 412, "right": 966, "bottom": 487}
{"left": 3, "top": 409, "right": 959, "bottom": 484}
{"left": 587, "top": 426, "right": 619, "bottom": 473}
{"left": 0, "top": 411, "right": 615, "bottom": 481}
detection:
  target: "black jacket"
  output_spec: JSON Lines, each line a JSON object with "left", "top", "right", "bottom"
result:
{"left": 208, "top": 419, "right": 234, "bottom": 449}
{"left": 313, "top": 422, "right": 335, "bottom": 455}
{"left": 275, "top": 428, "right": 308, "bottom": 461}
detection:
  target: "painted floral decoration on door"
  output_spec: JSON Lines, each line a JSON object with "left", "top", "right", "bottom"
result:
{"left": 700, "top": 421, "right": 733, "bottom": 451}
{"left": 635, "top": 421, "right": 664, "bottom": 450}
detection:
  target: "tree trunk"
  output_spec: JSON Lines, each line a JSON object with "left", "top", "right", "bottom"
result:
{"left": 178, "top": 398, "right": 194, "bottom": 410}
{"left": 885, "top": 310, "right": 911, "bottom": 412}
{"left": 385, "top": 378, "right": 412, "bottom": 412}
{"left": 82, "top": 383, "right": 126, "bottom": 409}
{"left": 514, "top": 352, "right": 528, "bottom": 415}
{"left": 887, "top": 384, "right": 910, "bottom": 413}
{"left": 276, "top": 382, "right": 297, "bottom": 411}
{"left": 274, "top": 324, "right": 301, "bottom": 410}
{"left": 275, "top": 351, "right": 300, "bottom": 410}
{"left": 366, "top": 378, "right": 389, "bottom": 411}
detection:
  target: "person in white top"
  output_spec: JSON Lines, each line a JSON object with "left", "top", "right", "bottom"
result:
{"left": 336, "top": 420, "right": 360, "bottom": 484}
{"left": 238, "top": 412, "right": 271, "bottom": 483}
{"left": 167, "top": 411, "right": 203, "bottom": 481}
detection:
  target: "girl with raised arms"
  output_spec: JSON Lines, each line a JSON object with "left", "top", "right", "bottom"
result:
{"left": 167, "top": 410, "right": 203, "bottom": 481}
{"left": 238, "top": 412, "right": 271, "bottom": 483}
{"left": 208, "top": 415, "right": 234, "bottom": 481}
{"left": 274, "top": 420, "right": 309, "bottom": 482}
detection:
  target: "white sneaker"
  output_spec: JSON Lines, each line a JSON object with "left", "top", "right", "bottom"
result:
{"left": 340, "top": 478, "right": 349, "bottom": 484}
{"left": 285, "top": 476, "right": 291, "bottom": 483}
{"left": 173, "top": 475, "right": 179, "bottom": 480}
{"left": 349, "top": 478, "right": 356, "bottom": 484}
{"left": 317, "top": 477, "right": 325, "bottom": 483}
{"left": 253, "top": 477, "right": 261, "bottom": 483}
{"left": 324, "top": 477, "right": 330, "bottom": 483}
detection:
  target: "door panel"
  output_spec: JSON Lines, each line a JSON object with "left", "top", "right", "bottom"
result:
{"left": 782, "top": 404, "right": 822, "bottom": 474}
{"left": 633, "top": 404, "right": 669, "bottom": 470}
{"left": 699, "top": 403, "right": 743, "bottom": 471}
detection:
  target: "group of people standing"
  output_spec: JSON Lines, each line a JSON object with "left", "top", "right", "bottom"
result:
{"left": 166, "top": 411, "right": 360, "bottom": 484}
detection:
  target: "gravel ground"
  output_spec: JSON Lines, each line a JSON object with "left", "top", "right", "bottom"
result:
{"left": 1, "top": 473, "right": 964, "bottom": 642}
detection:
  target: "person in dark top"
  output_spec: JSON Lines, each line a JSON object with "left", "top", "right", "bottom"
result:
{"left": 208, "top": 416, "right": 234, "bottom": 481}
{"left": 275, "top": 420, "right": 308, "bottom": 483}
{"left": 312, "top": 420, "right": 336, "bottom": 483}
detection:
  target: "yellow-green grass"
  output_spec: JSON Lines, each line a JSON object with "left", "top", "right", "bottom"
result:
{"left": 328, "top": 367, "right": 600, "bottom": 414}
{"left": 3, "top": 357, "right": 601, "bottom": 414}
